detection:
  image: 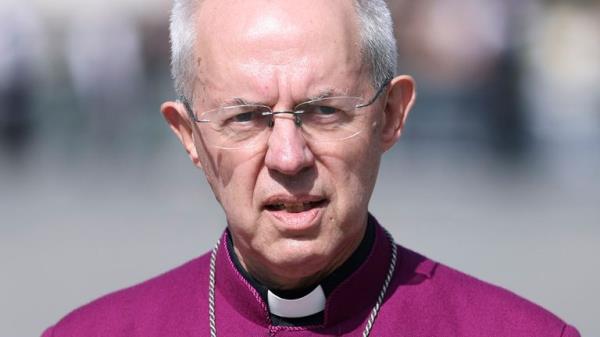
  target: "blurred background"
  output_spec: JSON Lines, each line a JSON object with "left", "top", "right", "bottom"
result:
{"left": 1, "top": 0, "right": 598, "bottom": 336}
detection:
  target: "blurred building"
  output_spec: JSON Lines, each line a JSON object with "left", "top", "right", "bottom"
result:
{"left": 521, "top": 0, "right": 600, "bottom": 145}
{"left": 392, "top": 0, "right": 535, "bottom": 155}
{"left": 64, "top": 7, "right": 145, "bottom": 150}
{"left": 0, "top": 1, "right": 44, "bottom": 159}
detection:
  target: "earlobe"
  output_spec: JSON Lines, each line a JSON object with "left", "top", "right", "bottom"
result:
{"left": 380, "top": 75, "right": 416, "bottom": 151}
{"left": 160, "top": 101, "right": 203, "bottom": 169}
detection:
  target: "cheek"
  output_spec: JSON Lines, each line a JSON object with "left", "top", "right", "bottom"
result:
{"left": 347, "top": 152, "right": 380, "bottom": 200}
{"left": 207, "top": 149, "right": 264, "bottom": 217}
{"left": 321, "top": 139, "right": 381, "bottom": 209}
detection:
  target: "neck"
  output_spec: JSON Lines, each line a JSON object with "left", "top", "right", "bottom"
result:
{"left": 227, "top": 217, "right": 375, "bottom": 296}
{"left": 234, "top": 248, "right": 336, "bottom": 290}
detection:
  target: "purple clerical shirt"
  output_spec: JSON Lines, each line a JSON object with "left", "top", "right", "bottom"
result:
{"left": 42, "top": 216, "right": 580, "bottom": 336}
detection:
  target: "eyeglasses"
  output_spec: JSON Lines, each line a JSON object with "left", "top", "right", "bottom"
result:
{"left": 181, "top": 79, "right": 391, "bottom": 149}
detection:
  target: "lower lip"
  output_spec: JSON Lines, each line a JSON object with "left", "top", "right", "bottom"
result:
{"left": 266, "top": 204, "right": 324, "bottom": 232}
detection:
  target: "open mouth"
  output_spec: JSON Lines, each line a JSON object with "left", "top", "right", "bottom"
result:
{"left": 264, "top": 199, "right": 327, "bottom": 213}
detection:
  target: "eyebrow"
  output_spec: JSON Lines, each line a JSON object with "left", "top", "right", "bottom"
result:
{"left": 308, "top": 88, "right": 347, "bottom": 101}
{"left": 220, "top": 97, "right": 256, "bottom": 107}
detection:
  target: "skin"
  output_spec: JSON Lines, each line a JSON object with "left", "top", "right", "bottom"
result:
{"left": 161, "top": 0, "right": 416, "bottom": 290}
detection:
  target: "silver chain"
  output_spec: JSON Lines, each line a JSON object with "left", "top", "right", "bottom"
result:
{"left": 209, "top": 239, "right": 219, "bottom": 337}
{"left": 208, "top": 230, "right": 397, "bottom": 337}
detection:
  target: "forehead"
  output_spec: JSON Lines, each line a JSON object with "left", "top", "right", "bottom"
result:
{"left": 194, "top": 0, "right": 365, "bottom": 100}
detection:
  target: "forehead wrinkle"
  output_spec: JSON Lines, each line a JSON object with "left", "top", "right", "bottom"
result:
{"left": 195, "top": 0, "right": 365, "bottom": 107}
{"left": 219, "top": 81, "right": 355, "bottom": 109}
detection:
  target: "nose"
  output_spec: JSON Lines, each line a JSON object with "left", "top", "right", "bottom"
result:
{"left": 264, "top": 114, "right": 315, "bottom": 175}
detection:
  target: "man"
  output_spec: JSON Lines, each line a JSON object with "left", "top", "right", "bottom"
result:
{"left": 43, "top": 0, "right": 580, "bottom": 336}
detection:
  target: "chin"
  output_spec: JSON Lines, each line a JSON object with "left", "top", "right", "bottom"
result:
{"left": 264, "top": 242, "right": 329, "bottom": 274}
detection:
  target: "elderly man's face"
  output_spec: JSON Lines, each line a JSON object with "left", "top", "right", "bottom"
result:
{"left": 162, "top": 0, "right": 414, "bottom": 289}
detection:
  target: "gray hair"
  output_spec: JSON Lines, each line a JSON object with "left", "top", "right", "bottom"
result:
{"left": 169, "top": 0, "right": 397, "bottom": 99}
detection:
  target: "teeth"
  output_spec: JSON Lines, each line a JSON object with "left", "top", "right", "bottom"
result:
{"left": 268, "top": 201, "right": 319, "bottom": 213}
{"left": 287, "top": 203, "right": 307, "bottom": 212}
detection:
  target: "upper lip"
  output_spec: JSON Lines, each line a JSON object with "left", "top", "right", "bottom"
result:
{"left": 262, "top": 194, "right": 326, "bottom": 208}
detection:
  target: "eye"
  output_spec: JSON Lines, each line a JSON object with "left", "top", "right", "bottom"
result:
{"left": 296, "top": 97, "right": 361, "bottom": 128}
{"left": 217, "top": 105, "right": 273, "bottom": 134}
{"left": 301, "top": 104, "right": 342, "bottom": 117}
{"left": 313, "top": 105, "right": 339, "bottom": 115}
{"left": 219, "top": 105, "right": 270, "bottom": 125}
{"left": 232, "top": 111, "right": 256, "bottom": 122}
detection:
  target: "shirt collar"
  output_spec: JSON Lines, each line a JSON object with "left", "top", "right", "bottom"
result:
{"left": 267, "top": 285, "right": 326, "bottom": 318}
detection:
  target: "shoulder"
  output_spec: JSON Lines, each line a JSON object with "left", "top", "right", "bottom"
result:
{"left": 43, "top": 253, "right": 211, "bottom": 337}
{"left": 385, "top": 245, "right": 580, "bottom": 337}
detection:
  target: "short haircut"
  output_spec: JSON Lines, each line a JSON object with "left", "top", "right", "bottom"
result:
{"left": 169, "top": 0, "right": 397, "bottom": 99}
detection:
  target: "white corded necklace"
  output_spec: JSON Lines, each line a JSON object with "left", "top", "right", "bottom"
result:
{"left": 208, "top": 230, "right": 398, "bottom": 337}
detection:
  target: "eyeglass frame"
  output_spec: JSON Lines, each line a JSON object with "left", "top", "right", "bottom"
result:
{"left": 179, "top": 77, "right": 392, "bottom": 129}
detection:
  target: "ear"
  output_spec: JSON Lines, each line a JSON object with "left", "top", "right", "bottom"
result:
{"left": 160, "top": 100, "right": 203, "bottom": 169}
{"left": 380, "top": 75, "right": 416, "bottom": 152}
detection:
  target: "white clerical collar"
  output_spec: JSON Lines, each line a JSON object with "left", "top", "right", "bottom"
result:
{"left": 267, "top": 285, "right": 326, "bottom": 318}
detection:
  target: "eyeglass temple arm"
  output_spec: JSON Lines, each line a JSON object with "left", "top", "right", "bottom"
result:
{"left": 355, "top": 77, "right": 392, "bottom": 109}
{"left": 179, "top": 95, "right": 200, "bottom": 122}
